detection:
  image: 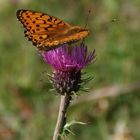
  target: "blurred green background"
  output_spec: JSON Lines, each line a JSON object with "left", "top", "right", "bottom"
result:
{"left": 0, "top": 0, "right": 140, "bottom": 139}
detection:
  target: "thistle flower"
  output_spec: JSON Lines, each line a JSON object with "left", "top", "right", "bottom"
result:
{"left": 42, "top": 43, "right": 95, "bottom": 95}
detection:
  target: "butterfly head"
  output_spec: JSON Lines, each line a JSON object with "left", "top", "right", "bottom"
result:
{"left": 68, "top": 26, "right": 89, "bottom": 36}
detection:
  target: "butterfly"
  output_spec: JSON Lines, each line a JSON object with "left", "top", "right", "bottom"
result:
{"left": 16, "top": 9, "right": 89, "bottom": 51}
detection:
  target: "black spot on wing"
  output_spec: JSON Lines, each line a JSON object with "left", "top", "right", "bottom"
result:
{"left": 44, "top": 27, "right": 48, "bottom": 31}
{"left": 36, "top": 24, "right": 40, "bottom": 27}
{"left": 48, "top": 16, "right": 52, "bottom": 22}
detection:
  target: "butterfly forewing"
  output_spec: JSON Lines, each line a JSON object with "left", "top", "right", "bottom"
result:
{"left": 16, "top": 9, "right": 89, "bottom": 51}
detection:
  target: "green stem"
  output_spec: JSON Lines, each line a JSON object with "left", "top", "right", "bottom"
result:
{"left": 53, "top": 94, "right": 71, "bottom": 140}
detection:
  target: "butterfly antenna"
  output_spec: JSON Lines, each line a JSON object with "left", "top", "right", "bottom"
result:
{"left": 84, "top": 10, "right": 91, "bottom": 28}
{"left": 80, "top": 10, "right": 91, "bottom": 45}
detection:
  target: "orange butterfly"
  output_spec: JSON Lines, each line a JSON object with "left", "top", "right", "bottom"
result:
{"left": 16, "top": 9, "right": 89, "bottom": 51}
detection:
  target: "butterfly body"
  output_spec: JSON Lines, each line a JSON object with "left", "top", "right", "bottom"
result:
{"left": 16, "top": 9, "right": 89, "bottom": 51}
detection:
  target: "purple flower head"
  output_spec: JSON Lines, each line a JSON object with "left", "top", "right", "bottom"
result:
{"left": 41, "top": 43, "right": 95, "bottom": 95}
{"left": 42, "top": 43, "right": 95, "bottom": 72}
